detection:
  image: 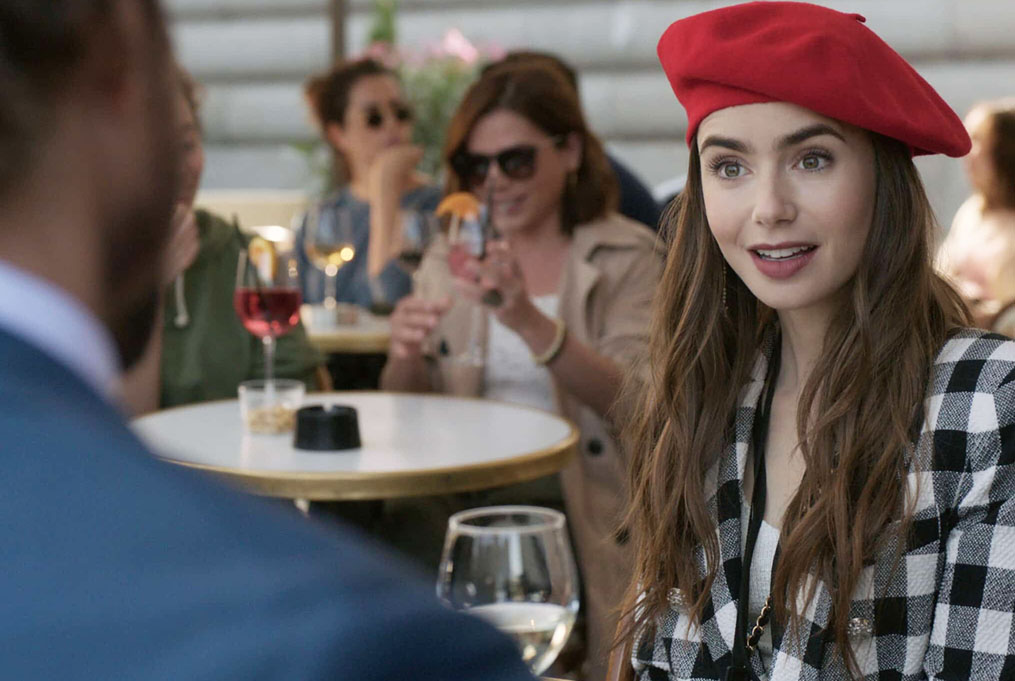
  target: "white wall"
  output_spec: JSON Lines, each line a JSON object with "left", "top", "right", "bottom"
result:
{"left": 168, "top": 0, "right": 1015, "bottom": 227}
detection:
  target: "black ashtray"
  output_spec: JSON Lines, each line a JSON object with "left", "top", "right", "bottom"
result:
{"left": 294, "top": 405, "right": 361, "bottom": 451}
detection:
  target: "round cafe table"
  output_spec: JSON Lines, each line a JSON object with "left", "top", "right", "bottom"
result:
{"left": 133, "top": 392, "right": 578, "bottom": 501}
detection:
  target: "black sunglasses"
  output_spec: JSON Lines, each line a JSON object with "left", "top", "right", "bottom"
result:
{"left": 364, "top": 102, "right": 413, "bottom": 129}
{"left": 452, "top": 135, "right": 566, "bottom": 186}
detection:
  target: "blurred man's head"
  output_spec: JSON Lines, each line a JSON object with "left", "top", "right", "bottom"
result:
{"left": 0, "top": 1, "right": 178, "bottom": 369}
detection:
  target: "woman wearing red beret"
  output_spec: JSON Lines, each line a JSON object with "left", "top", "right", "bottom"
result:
{"left": 613, "top": 3, "right": 1015, "bottom": 680}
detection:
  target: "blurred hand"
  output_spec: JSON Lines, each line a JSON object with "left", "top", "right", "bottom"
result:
{"left": 389, "top": 295, "right": 451, "bottom": 360}
{"left": 368, "top": 144, "right": 424, "bottom": 199}
{"left": 453, "top": 240, "right": 537, "bottom": 333}
{"left": 161, "top": 204, "right": 200, "bottom": 286}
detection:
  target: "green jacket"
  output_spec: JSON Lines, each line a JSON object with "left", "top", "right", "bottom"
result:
{"left": 159, "top": 209, "right": 324, "bottom": 408}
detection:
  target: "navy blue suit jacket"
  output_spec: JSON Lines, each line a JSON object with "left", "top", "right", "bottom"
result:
{"left": 0, "top": 328, "right": 534, "bottom": 680}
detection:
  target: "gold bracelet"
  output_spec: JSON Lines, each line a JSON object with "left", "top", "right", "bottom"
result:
{"left": 532, "top": 318, "right": 567, "bottom": 365}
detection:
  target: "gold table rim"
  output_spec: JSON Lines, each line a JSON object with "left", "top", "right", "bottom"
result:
{"left": 303, "top": 307, "right": 391, "bottom": 355}
{"left": 305, "top": 329, "right": 391, "bottom": 354}
{"left": 146, "top": 392, "right": 579, "bottom": 501}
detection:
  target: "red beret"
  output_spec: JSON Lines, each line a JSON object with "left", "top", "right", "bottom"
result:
{"left": 657, "top": 2, "right": 970, "bottom": 157}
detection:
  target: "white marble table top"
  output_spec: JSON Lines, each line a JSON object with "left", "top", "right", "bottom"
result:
{"left": 133, "top": 392, "right": 577, "bottom": 500}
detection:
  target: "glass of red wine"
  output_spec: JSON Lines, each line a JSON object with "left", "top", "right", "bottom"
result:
{"left": 234, "top": 242, "right": 302, "bottom": 386}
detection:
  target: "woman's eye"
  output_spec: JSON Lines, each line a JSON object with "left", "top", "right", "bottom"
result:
{"left": 718, "top": 162, "right": 743, "bottom": 178}
{"left": 798, "top": 153, "right": 830, "bottom": 171}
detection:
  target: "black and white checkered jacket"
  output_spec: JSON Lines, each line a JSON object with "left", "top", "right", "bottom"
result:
{"left": 633, "top": 329, "right": 1015, "bottom": 680}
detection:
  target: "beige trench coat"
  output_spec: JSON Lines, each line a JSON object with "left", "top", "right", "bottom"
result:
{"left": 418, "top": 213, "right": 665, "bottom": 680}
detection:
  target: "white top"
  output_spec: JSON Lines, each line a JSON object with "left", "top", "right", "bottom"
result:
{"left": 0, "top": 260, "right": 119, "bottom": 401}
{"left": 484, "top": 294, "right": 559, "bottom": 413}
{"left": 742, "top": 501, "right": 779, "bottom": 676}
{"left": 936, "top": 195, "right": 1015, "bottom": 319}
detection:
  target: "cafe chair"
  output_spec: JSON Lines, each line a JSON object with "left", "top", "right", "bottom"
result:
{"left": 313, "top": 365, "right": 334, "bottom": 392}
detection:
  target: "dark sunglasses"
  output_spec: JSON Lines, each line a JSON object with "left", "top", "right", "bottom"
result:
{"left": 364, "top": 102, "right": 413, "bottom": 129}
{"left": 452, "top": 135, "right": 566, "bottom": 186}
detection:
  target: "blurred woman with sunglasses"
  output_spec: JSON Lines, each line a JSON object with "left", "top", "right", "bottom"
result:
{"left": 380, "top": 63, "right": 664, "bottom": 681}
{"left": 299, "top": 58, "right": 440, "bottom": 308}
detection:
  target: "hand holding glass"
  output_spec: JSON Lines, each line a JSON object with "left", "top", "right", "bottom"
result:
{"left": 437, "top": 506, "right": 579, "bottom": 675}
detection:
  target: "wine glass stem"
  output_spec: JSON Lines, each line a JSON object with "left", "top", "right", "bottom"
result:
{"left": 324, "top": 269, "right": 338, "bottom": 309}
{"left": 263, "top": 334, "right": 276, "bottom": 385}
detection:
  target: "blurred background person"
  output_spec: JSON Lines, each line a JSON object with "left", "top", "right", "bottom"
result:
{"left": 123, "top": 66, "right": 324, "bottom": 414}
{"left": 937, "top": 98, "right": 1015, "bottom": 329}
{"left": 381, "top": 63, "right": 663, "bottom": 680}
{"left": 487, "top": 50, "right": 663, "bottom": 231}
{"left": 298, "top": 58, "right": 441, "bottom": 309}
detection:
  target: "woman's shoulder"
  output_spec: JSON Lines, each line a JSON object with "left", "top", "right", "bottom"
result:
{"left": 929, "top": 327, "right": 1015, "bottom": 411}
{"left": 401, "top": 183, "right": 442, "bottom": 211}
{"left": 318, "top": 187, "right": 362, "bottom": 210}
{"left": 951, "top": 195, "right": 984, "bottom": 227}
{"left": 572, "top": 212, "right": 664, "bottom": 258}
{"left": 194, "top": 207, "right": 233, "bottom": 232}
{"left": 934, "top": 328, "right": 1015, "bottom": 371}
{"left": 925, "top": 329, "right": 1015, "bottom": 509}
{"left": 193, "top": 208, "right": 242, "bottom": 257}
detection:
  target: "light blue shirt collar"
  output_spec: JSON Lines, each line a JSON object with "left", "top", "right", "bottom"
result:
{"left": 0, "top": 260, "right": 121, "bottom": 401}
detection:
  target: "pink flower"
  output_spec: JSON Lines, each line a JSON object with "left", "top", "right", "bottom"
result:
{"left": 362, "top": 41, "right": 401, "bottom": 69}
{"left": 440, "top": 28, "right": 480, "bottom": 65}
{"left": 480, "top": 41, "right": 507, "bottom": 62}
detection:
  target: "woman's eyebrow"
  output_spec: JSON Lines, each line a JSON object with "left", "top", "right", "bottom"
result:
{"left": 777, "top": 123, "right": 846, "bottom": 149}
{"left": 699, "top": 135, "right": 750, "bottom": 153}
{"left": 699, "top": 123, "right": 847, "bottom": 154}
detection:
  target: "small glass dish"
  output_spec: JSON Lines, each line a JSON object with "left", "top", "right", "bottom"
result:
{"left": 238, "top": 379, "right": 305, "bottom": 435}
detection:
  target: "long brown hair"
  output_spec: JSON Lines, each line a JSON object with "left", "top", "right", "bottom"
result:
{"left": 620, "top": 133, "right": 969, "bottom": 673}
{"left": 443, "top": 63, "right": 617, "bottom": 233}
{"left": 978, "top": 101, "right": 1015, "bottom": 210}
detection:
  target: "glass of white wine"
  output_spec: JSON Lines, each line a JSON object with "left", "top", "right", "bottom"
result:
{"left": 437, "top": 506, "right": 579, "bottom": 676}
{"left": 302, "top": 203, "right": 356, "bottom": 309}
